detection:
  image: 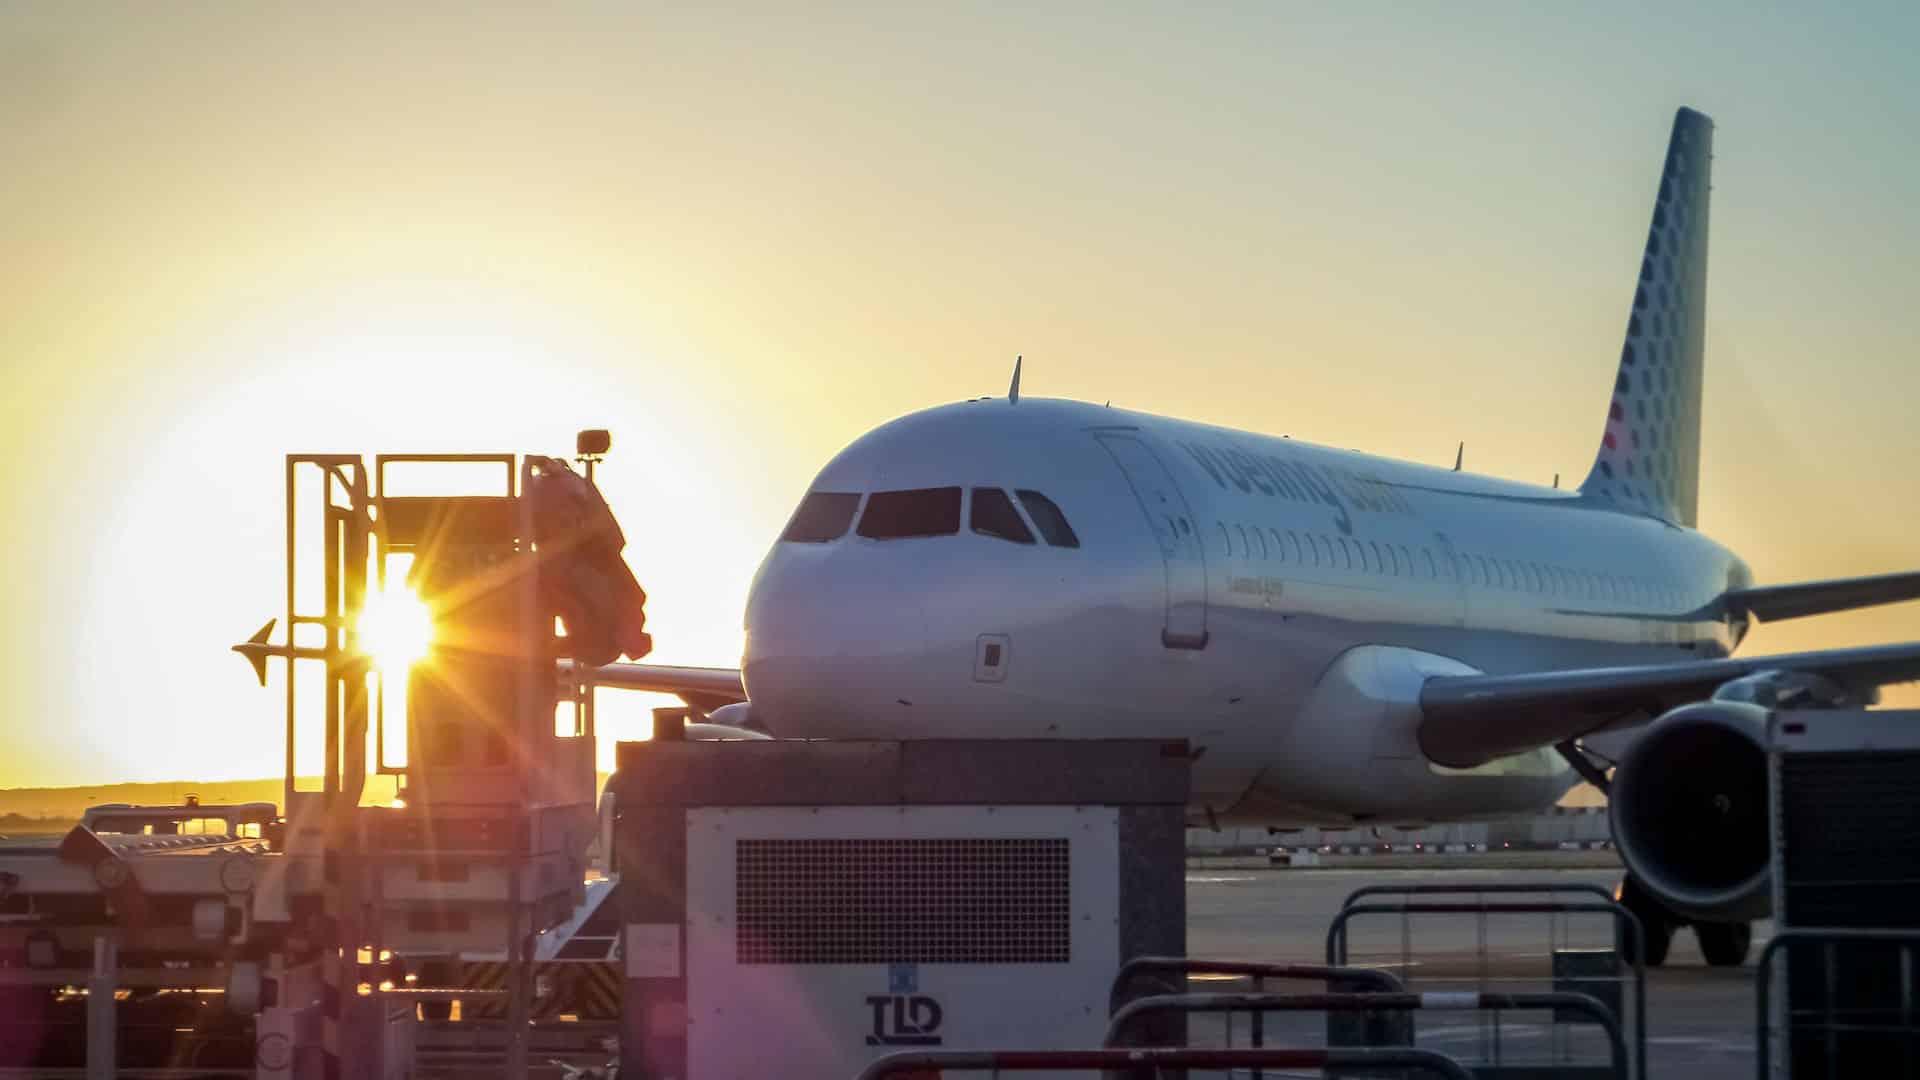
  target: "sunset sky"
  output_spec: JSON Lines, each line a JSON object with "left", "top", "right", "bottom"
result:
{"left": 3, "top": 4, "right": 1915, "bottom": 787}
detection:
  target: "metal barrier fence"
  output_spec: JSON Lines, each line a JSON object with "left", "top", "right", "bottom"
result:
{"left": 1756, "top": 928, "right": 1920, "bottom": 1080}
{"left": 856, "top": 1045, "right": 1478, "bottom": 1080}
{"left": 1109, "top": 956, "right": 1408, "bottom": 1011}
{"left": 1326, "top": 894, "right": 1647, "bottom": 1080}
{"left": 1108, "top": 956, "right": 1409, "bottom": 1070}
{"left": 1103, "top": 991, "right": 1627, "bottom": 1080}
{"left": 1339, "top": 883, "right": 1618, "bottom": 909}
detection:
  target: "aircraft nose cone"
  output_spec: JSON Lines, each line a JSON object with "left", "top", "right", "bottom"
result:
{"left": 742, "top": 546, "right": 928, "bottom": 735}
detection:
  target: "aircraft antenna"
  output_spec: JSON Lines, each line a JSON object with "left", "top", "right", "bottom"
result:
{"left": 1008, "top": 356, "right": 1022, "bottom": 404}
{"left": 1453, "top": 442, "right": 1464, "bottom": 471}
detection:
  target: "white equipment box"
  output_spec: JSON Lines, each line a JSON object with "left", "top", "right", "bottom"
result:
{"left": 685, "top": 805, "right": 1119, "bottom": 1079}
{"left": 609, "top": 736, "right": 1191, "bottom": 1080}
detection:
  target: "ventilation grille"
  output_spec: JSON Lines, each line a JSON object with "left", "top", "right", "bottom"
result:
{"left": 1780, "top": 751, "right": 1920, "bottom": 926}
{"left": 736, "top": 838, "right": 1070, "bottom": 964}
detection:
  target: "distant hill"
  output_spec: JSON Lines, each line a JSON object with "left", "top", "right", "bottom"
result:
{"left": 0, "top": 773, "right": 614, "bottom": 821}
{"left": 0, "top": 778, "right": 308, "bottom": 820}
{"left": 1, "top": 772, "right": 1592, "bottom": 824}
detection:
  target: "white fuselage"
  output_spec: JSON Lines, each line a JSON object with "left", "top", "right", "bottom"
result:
{"left": 740, "top": 398, "right": 1751, "bottom": 825}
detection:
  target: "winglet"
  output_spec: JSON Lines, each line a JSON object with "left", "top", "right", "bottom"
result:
{"left": 1008, "top": 355, "right": 1022, "bottom": 404}
{"left": 233, "top": 619, "right": 276, "bottom": 687}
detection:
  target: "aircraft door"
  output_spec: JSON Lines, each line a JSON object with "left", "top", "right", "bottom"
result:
{"left": 1095, "top": 433, "right": 1209, "bottom": 649}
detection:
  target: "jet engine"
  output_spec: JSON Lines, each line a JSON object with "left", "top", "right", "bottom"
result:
{"left": 1608, "top": 699, "right": 1771, "bottom": 922}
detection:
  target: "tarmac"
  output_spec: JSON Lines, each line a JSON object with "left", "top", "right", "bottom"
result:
{"left": 1187, "top": 863, "right": 1762, "bottom": 1079}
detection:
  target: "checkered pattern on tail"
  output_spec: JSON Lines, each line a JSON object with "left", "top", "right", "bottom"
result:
{"left": 1579, "top": 107, "right": 1713, "bottom": 528}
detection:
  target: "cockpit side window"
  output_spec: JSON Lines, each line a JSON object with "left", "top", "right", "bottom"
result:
{"left": 857, "top": 487, "right": 962, "bottom": 539}
{"left": 970, "top": 488, "right": 1035, "bottom": 544}
{"left": 780, "top": 491, "right": 861, "bottom": 542}
{"left": 1015, "top": 490, "right": 1080, "bottom": 549}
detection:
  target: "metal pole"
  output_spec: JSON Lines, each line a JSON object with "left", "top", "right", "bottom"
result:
{"left": 505, "top": 455, "right": 536, "bottom": 1080}
{"left": 285, "top": 457, "right": 298, "bottom": 815}
{"left": 86, "top": 935, "right": 116, "bottom": 1080}
{"left": 505, "top": 871, "right": 529, "bottom": 1078}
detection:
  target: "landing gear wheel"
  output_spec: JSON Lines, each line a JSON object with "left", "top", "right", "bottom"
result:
{"left": 1696, "top": 920, "right": 1753, "bottom": 967}
{"left": 1616, "top": 875, "right": 1674, "bottom": 968}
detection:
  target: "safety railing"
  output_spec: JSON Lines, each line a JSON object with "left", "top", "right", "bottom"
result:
{"left": 1109, "top": 956, "right": 1408, "bottom": 1011}
{"left": 1327, "top": 898, "right": 1647, "bottom": 1080}
{"left": 1104, "top": 991, "right": 1627, "bottom": 1080}
{"left": 857, "top": 1045, "right": 1477, "bottom": 1080}
{"left": 1108, "top": 955, "right": 1409, "bottom": 1067}
{"left": 1339, "top": 882, "right": 1619, "bottom": 908}
{"left": 1756, "top": 927, "right": 1920, "bottom": 1080}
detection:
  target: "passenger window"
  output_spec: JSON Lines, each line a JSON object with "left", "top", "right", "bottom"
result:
{"left": 1356, "top": 540, "right": 1371, "bottom": 572}
{"left": 1237, "top": 524, "right": 1251, "bottom": 559}
{"left": 858, "top": 487, "right": 962, "bottom": 539}
{"left": 1369, "top": 541, "right": 1384, "bottom": 574}
{"left": 1269, "top": 529, "right": 1284, "bottom": 562}
{"left": 969, "top": 488, "right": 1034, "bottom": 544}
{"left": 1218, "top": 522, "right": 1232, "bottom": 556}
{"left": 781, "top": 491, "right": 862, "bottom": 542}
{"left": 1014, "top": 491, "right": 1080, "bottom": 548}
{"left": 1255, "top": 527, "right": 1269, "bottom": 560}
{"left": 1337, "top": 538, "right": 1354, "bottom": 569}
{"left": 1475, "top": 556, "right": 1491, "bottom": 586}
{"left": 1288, "top": 531, "right": 1303, "bottom": 563}
{"left": 1423, "top": 549, "right": 1437, "bottom": 580}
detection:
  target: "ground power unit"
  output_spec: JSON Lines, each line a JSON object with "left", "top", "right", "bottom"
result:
{"left": 609, "top": 734, "right": 1190, "bottom": 1079}
{"left": 1767, "top": 708, "right": 1920, "bottom": 1079}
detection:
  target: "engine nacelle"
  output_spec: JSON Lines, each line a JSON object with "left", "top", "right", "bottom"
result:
{"left": 1609, "top": 700, "right": 1772, "bottom": 922}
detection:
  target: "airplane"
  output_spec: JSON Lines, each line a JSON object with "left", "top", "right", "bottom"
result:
{"left": 590, "top": 107, "right": 1920, "bottom": 968}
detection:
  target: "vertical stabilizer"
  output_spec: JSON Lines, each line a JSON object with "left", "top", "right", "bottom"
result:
{"left": 1578, "top": 107, "right": 1713, "bottom": 526}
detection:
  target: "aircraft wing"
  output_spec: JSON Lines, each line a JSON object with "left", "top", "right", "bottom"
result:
{"left": 1724, "top": 570, "right": 1920, "bottom": 623}
{"left": 569, "top": 661, "right": 747, "bottom": 714}
{"left": 1418, "top": 642, "right": 1920, "bottom": 768}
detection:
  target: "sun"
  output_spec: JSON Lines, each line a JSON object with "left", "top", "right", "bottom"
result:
{"left": 358, "top": 586, "right": 436, "bottom": 670}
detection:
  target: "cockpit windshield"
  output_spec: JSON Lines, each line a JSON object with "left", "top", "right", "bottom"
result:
{"left": 857, "top": 487, "right": 962, "bottom": 539}
{"left": 783, "top": 485, "right": 1079, "bottom": 548}
{"left": 1016, "top": 490, "right": 1080, "bottom": 548}
{"left": 780, "top": 491, "right": 861, "bottom": 542}
{"left": 970, "top": 488, "right": 1035, "bottom": 544}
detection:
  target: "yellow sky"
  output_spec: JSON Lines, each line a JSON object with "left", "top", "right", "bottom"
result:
{"left": 2, "top": 6, "right": 1916, "bottom": 786}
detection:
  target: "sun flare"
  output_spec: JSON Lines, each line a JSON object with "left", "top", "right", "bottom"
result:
{"left": 359, "top": 587, "right": 436, "bottom": 670}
